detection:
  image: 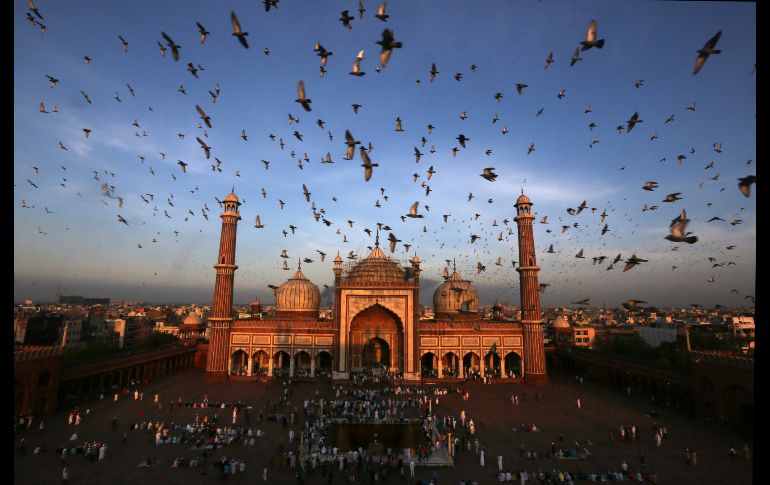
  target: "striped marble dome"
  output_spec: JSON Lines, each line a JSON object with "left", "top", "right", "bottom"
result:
{"left": 433, "top": 270, "right": 479, "bottom": 313}
{"left": 345, "top": 245, "right": 405, "bottom": 284}
{"left": 275, "top": 269, "right": 320, "bottom": 312}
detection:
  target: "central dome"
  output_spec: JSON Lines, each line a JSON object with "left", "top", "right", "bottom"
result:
{"left": 433, "top": 270, "right": 479, "bottom": 314}
{"left": 275, "top": 268, "right": 320, "bottom": 313}
{"left": 345, "top": 245, "right": 406, "bottom": 284}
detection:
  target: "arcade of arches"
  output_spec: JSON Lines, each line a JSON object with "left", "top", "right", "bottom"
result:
{"left": 421, "top": 351, "right": 522, "bottom": 378}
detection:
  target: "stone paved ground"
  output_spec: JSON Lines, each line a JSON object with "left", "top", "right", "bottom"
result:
{"left": 14, "top": 368, "right": 753, "bottom": 485}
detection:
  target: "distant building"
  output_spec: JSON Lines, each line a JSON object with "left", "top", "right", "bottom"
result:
{"left": 14, "top": 315, "right": 29, "bottom": 344}
{"left": 110, "top": 316, "right": 154, "bottom": 348}
{"left": 637, "top": 325, "right": 678, "bottom": 347}
{"left": 133, "top": 316, "right": 154, "bottom": 344}
{"left": 89, "top": 318, "right": 115, "bottom": 344}
{"left": 58, "top": 295, "right": 110, "bottom": 305}
{"left": 551, "top": 316, "right": 596, "bottom": 348}
{"left": 111, "top": 318, "right": 128, "bottom": 348}
{"left": 154, "top": 320, "right": 180, "bottom": 337}
{"left": 19, "top": 313, "right": 63, "bottom": 346}
{"left": 730, "top": 316, "right": 755, "bottom": 351}
{"left": 59, "top": 317, "right": 85, "bottom": 349}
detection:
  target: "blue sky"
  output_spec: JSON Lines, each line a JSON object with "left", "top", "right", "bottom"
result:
{"left": 14, "top": 0, "right": 755, "bottom": 308}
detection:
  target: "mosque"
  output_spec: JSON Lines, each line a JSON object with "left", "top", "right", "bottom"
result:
{"left": 205, "top": 192, "right": 547, "bottom": 385}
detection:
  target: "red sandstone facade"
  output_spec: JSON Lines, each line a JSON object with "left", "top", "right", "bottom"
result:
{"left": 205, "top": 192, "right": 548, "bottom": 383}
{"left": 14, "top": 345, "right": 63, "bottom": 417}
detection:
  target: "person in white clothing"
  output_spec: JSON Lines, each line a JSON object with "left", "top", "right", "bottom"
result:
{"left": 409, "top": 459, "right": 415, "bottom": 477}
{"left": 497, "top": 453, "right": 503, "bottom": 472}
{"left": 480, "top": 449, "right": 485, "bottom": 466}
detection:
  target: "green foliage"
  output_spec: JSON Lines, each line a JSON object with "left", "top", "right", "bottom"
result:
{"left": 689, "top": 329, "right": 740, "bottom": 351}
{"left": 135, "top": 332, "right": 179, "bottom": 350}
{"left": 654, "top": 341, "right": 690, "bottom": 368}
{"left": 594, "top": 333, "right": 689, "bottom": 371}
{"left": 61, "top": 342, "right": 123, "bottom": 366}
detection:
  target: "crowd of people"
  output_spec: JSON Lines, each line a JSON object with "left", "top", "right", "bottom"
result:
{"left": 287, "top": 379, "right": 460, "bottom": 482}
{"left": 14, "top": 370, "right": 754, "bottom": 485}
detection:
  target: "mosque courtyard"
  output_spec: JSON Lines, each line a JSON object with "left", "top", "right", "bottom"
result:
{"left": 14, "top": 368, "right": 752, "bottom": 484}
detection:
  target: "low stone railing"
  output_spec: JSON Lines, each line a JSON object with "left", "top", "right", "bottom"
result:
{"left": 690, "top": 350, "right": 754, "bottom": 369}
{"left": 14, "top": 345, "right": 63, "bottom": 362}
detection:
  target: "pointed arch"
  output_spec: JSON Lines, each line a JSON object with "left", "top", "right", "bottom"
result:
{"left": 504, "top": 351, "right": 522, "bottom": 378}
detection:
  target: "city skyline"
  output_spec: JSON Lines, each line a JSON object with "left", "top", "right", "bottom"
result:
{"left": 15, "top": 1, "right": 755, "bottom": 308}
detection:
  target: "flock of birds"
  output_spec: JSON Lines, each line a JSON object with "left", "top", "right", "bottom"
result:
{"left": 18, "top": 1, "right": 755, "bottom": 309}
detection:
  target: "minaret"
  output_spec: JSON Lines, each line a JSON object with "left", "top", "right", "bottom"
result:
{"left": 206, "top": 191, "right": 241, "bottom": 382}
{"left": 514, "top": 191, "right": 548, "bottom": 386}
{"left": 332, "top": 252, "right": 344, "bottom": 374}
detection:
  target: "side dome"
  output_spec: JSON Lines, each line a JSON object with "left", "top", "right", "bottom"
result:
{"left": 552, "top": 315, "right": 570, "bottom": 328}
{"left": 345, "top": 245, "right": 406, "bottom": 284}
{"left": 433, "top": 270, "right": 479, "bottom": 316}
{"left": 275, "top": 268, "right": 320, "bottom": 316}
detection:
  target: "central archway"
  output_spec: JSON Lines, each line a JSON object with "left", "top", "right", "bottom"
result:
{"left": 349, "top": 304, "right": 403, "bottom": 371}
{"left": 363, "top": 337, "right": 390, "bottom": 366}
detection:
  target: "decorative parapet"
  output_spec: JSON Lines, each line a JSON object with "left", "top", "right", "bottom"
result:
{"left": 690, "top": 350, "right": 754, "bottom": 370}
{"left": 336, "top": 280, "right": 419, "bottom": 289}
{"left": 230, "top": 319, "right": 336, "bottom": 330}
{"left": 14, "top": 345, "right": 64, "bottom": 363}
{"left": 418, "top": 321, "right": 523, "bottom": 332}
